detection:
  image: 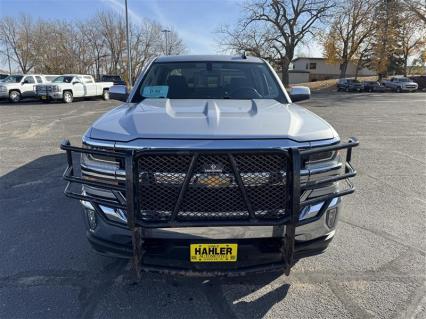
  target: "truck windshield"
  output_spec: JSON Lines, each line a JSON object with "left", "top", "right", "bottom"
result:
{"left": 132, "top": 61, "right": 287, "bottom": 103}
{"left": 3, "top": 75, "right": 23, "bottom": 83}
{"left": 52, "top": 76, "right": 74, "bottom": 83}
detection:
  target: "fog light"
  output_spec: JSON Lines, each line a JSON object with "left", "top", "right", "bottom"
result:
{"left": 326, "top": 208, "right": 338, "bottom": 228}
{"left": 87, "top": 209, "right": 97, "bottom": 231}
{"left": 99, "top": 205, "right": 127, "bottom": 224}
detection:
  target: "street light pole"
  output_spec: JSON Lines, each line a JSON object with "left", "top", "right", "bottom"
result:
{"left": 161, "top": 29, "right": 171, "bottom": 55}
{"left": 125, "top": 0, "right": 132, "bottom": 86}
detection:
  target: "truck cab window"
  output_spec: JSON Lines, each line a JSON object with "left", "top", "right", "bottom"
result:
{"left": 24, "top": 76, "right": 35, "bottom": 84}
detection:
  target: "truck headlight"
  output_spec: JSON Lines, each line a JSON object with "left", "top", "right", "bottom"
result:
{"left": 0, "top": 86, "right": 6, "bottom": 92}
{"left": 80, "top": 145, "right": 123, "bottom": 185}
{"left": 81, "top": 144, "right": 120, "bottom": 171}
{"left": 52, "top": 85, "right": 60, "bottom": 92}
{"left": 306, "top": 151, "right": 336, "bottom": 164}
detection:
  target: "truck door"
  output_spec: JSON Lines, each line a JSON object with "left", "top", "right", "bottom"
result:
{"left": 21, "top": 76, "right": 36, "bottom": 97}
{"left": 83, "top": 76, "right": 97, "bottom": 96}
{"left": 72, "top": 77, "right": 85, "bottom": 97}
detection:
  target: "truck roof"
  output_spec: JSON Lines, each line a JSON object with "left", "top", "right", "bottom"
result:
{"left": 155, "top": 55, "right": 264, "bottom": 63}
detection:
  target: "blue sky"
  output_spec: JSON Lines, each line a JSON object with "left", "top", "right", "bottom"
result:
{"left": 0, "top": 0, "right": 321, "bottom": 56}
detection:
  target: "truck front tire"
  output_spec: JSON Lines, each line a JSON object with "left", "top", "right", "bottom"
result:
{"left": 9, "top": 90, "right": 21, "bottom": 103}
{"left": 102, "top": 89, "right": 110, "bottom": 101}
{"left": 396, "top": 86, "right": 402, "bottom": 93}
{"left": 63, "top": 91, "right": 73, "bottom": 103}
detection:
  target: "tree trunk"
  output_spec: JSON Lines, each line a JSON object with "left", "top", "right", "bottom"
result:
{"left": 281, "top": 58, "right": 291, "bottom": 87}
{"left": 354, "top": 59, "right": 362, "bottom": 80}
{"left": 403, "top": 54, "right": 408, "bottom": 77}
{"left": 339, "top": 62, "right": 348, "bottom": 78}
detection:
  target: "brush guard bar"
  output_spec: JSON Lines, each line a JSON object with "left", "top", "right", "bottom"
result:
{"left": 60, "top": 138, "right": 358, "bottom": 278}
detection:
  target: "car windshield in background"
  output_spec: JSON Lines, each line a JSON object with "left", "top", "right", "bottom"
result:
{"left": 52, "top": 76, "right": 74, "bottom": 83}
{"left": 132, "top": 61, "right": 286, "bottom": 103}
{"left": 397, "top": 78, "right": 410, "bottom": 82}
{"left": 3, "top": 75, "right": 23, "bottom": 83}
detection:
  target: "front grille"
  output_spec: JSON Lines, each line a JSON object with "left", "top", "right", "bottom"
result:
{"left": 36, "top": 85, "right": 52, "bottom": 93}
{"left": 137, "top": 152, "right": 288, "bottom": 223}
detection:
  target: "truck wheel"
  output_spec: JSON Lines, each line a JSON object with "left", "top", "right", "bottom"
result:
{"left": 345, "top": 87, "right": 349, "bottom": 92}
{"left": 396, "top": 86, "right": 402, "bottom": 93}
{"left": 102, "top": 89, "right": 110, "bottom": 101}
{"left": 63, "top": 91, "right": 73, "bottom": 103}
{"left": 9, "top": 90, "right": 21, "bottom": 103}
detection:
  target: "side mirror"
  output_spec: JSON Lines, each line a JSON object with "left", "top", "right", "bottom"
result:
{"left": 110, "top": 85, "right": 129, "bottom": 102}
{"left": 72, "top": 81, "right": 80, "bottom": 85}
{"left": 22, "top": 80, "right": 29, "bottom": 85}
{"left": 289, "top": 86, "right": 311, "bottom": 102}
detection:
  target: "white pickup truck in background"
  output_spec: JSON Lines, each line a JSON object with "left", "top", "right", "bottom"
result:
{"left": 382, "top": 77, "right": 418, "bottom": 92}
{"left": 36, "top": 75, "right": 114, "bottom": 103}
{"left": 0, "top": 74, "right": 52, "bottom": 103}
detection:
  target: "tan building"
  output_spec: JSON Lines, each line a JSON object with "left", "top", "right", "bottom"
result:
{"left": 289, "top": 57, "right": 375, "bottom": 83}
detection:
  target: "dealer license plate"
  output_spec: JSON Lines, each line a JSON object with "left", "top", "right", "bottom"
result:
{"left": 190, "top": 243, "right": 238, "bottom": 262}
{"left": 41, "top": 96, "right": 47, "bottom": 100}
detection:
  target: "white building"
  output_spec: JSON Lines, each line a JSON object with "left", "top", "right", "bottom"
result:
{"left": 289, "top": 57, "right": 375, "bottom": 84}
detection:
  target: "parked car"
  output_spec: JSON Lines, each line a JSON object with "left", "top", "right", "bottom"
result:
{"left": 60, "top": 55, "right": 358, "bottom": 276}
{"left": 35, "top": 74, "right": 113, "bottom": 103}
{"left": 101, "top": 75, "right": 126, "bottom": 86}
{"left": 409, "top": 76, "right": 426, "bottom": 91}
{"left": 382, "top": 77, "right": 418, "bottom": 92}
{"left": 363, "top": 81, "right": 386, "bottom": 92}
{"left": 337, "top": 78, "right": 364, "bottom": 92}
{"left": 0, "top": 74, "right": 50, "bottom": 103}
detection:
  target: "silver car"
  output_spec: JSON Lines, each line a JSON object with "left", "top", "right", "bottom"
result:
{"left": 60, "top": 55, "right": 358, "bottom": 276}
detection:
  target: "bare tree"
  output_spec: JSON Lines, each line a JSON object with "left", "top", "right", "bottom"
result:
{"left": 217, "top": 22, "right": 281, "bottom": 63}
{"left": 0, "top": 15, "right": 35, "bottom": 73}
{"left": 218, "top": 0, "right": 335, "bottom": 85}
{"left": 402, "top": 0, "right": 426, "bottom": 23}
{"left": 0, "top": 10, "right": 186, "bottom": 79}
{"left": 322, "top": 0, "right": 376, "bottom": 78}
{"left": 78, "top": 19, "right": 107, "bottom": 80}
{"left": 399, "top": 11, "right": 426, "bottom": 76}
{"left": 97, "top": 11, "right": 128, "bottom": 76}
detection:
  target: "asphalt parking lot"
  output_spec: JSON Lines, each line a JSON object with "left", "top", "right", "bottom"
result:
{"left": 0, "top": 92, "right": 425, "bottom": 319}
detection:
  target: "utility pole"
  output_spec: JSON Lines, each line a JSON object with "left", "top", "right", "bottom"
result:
{"left": 125, "top": 0, "right": 132, "bottom": 86}
{"left": 161, "top": 29, "right": 171, "bottom": 55}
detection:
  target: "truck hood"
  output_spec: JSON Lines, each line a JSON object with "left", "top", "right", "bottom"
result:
{"left": 89, "top": 99, "right": 337, "bottom": 142}
{"left": 0, "top": 83, "right": 19, "bottom": 88}
{"left": 36, "top": 83, "right": 69, "bottom": 87}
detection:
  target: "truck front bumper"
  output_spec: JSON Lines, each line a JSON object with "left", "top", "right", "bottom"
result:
{"left": 38, "top": 92, "right": 63, "bottom": 100}
{"left": 80, "top": 197, "right": 340, "bottom": 274}
{"left": 0, "top": 91, "right": 9, "bottom": 99}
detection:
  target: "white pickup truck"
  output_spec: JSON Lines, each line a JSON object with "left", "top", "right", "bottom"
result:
{"left": 0, "top": 74, "right": 51, "bottom": 103}
{"left": 36, "top": 75, "right": 114, "bottom": 103}
{"left": 382, "top": 77, "right": 418, "bottom": 92}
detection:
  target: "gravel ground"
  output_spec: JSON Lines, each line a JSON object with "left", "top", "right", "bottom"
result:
{"left": 0, "top": 92, "right": 425, "bottom": 319}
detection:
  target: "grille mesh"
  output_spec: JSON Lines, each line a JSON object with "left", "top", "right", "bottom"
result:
{"left": 137, "top": 152, "right": 288, "bottom": 223}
